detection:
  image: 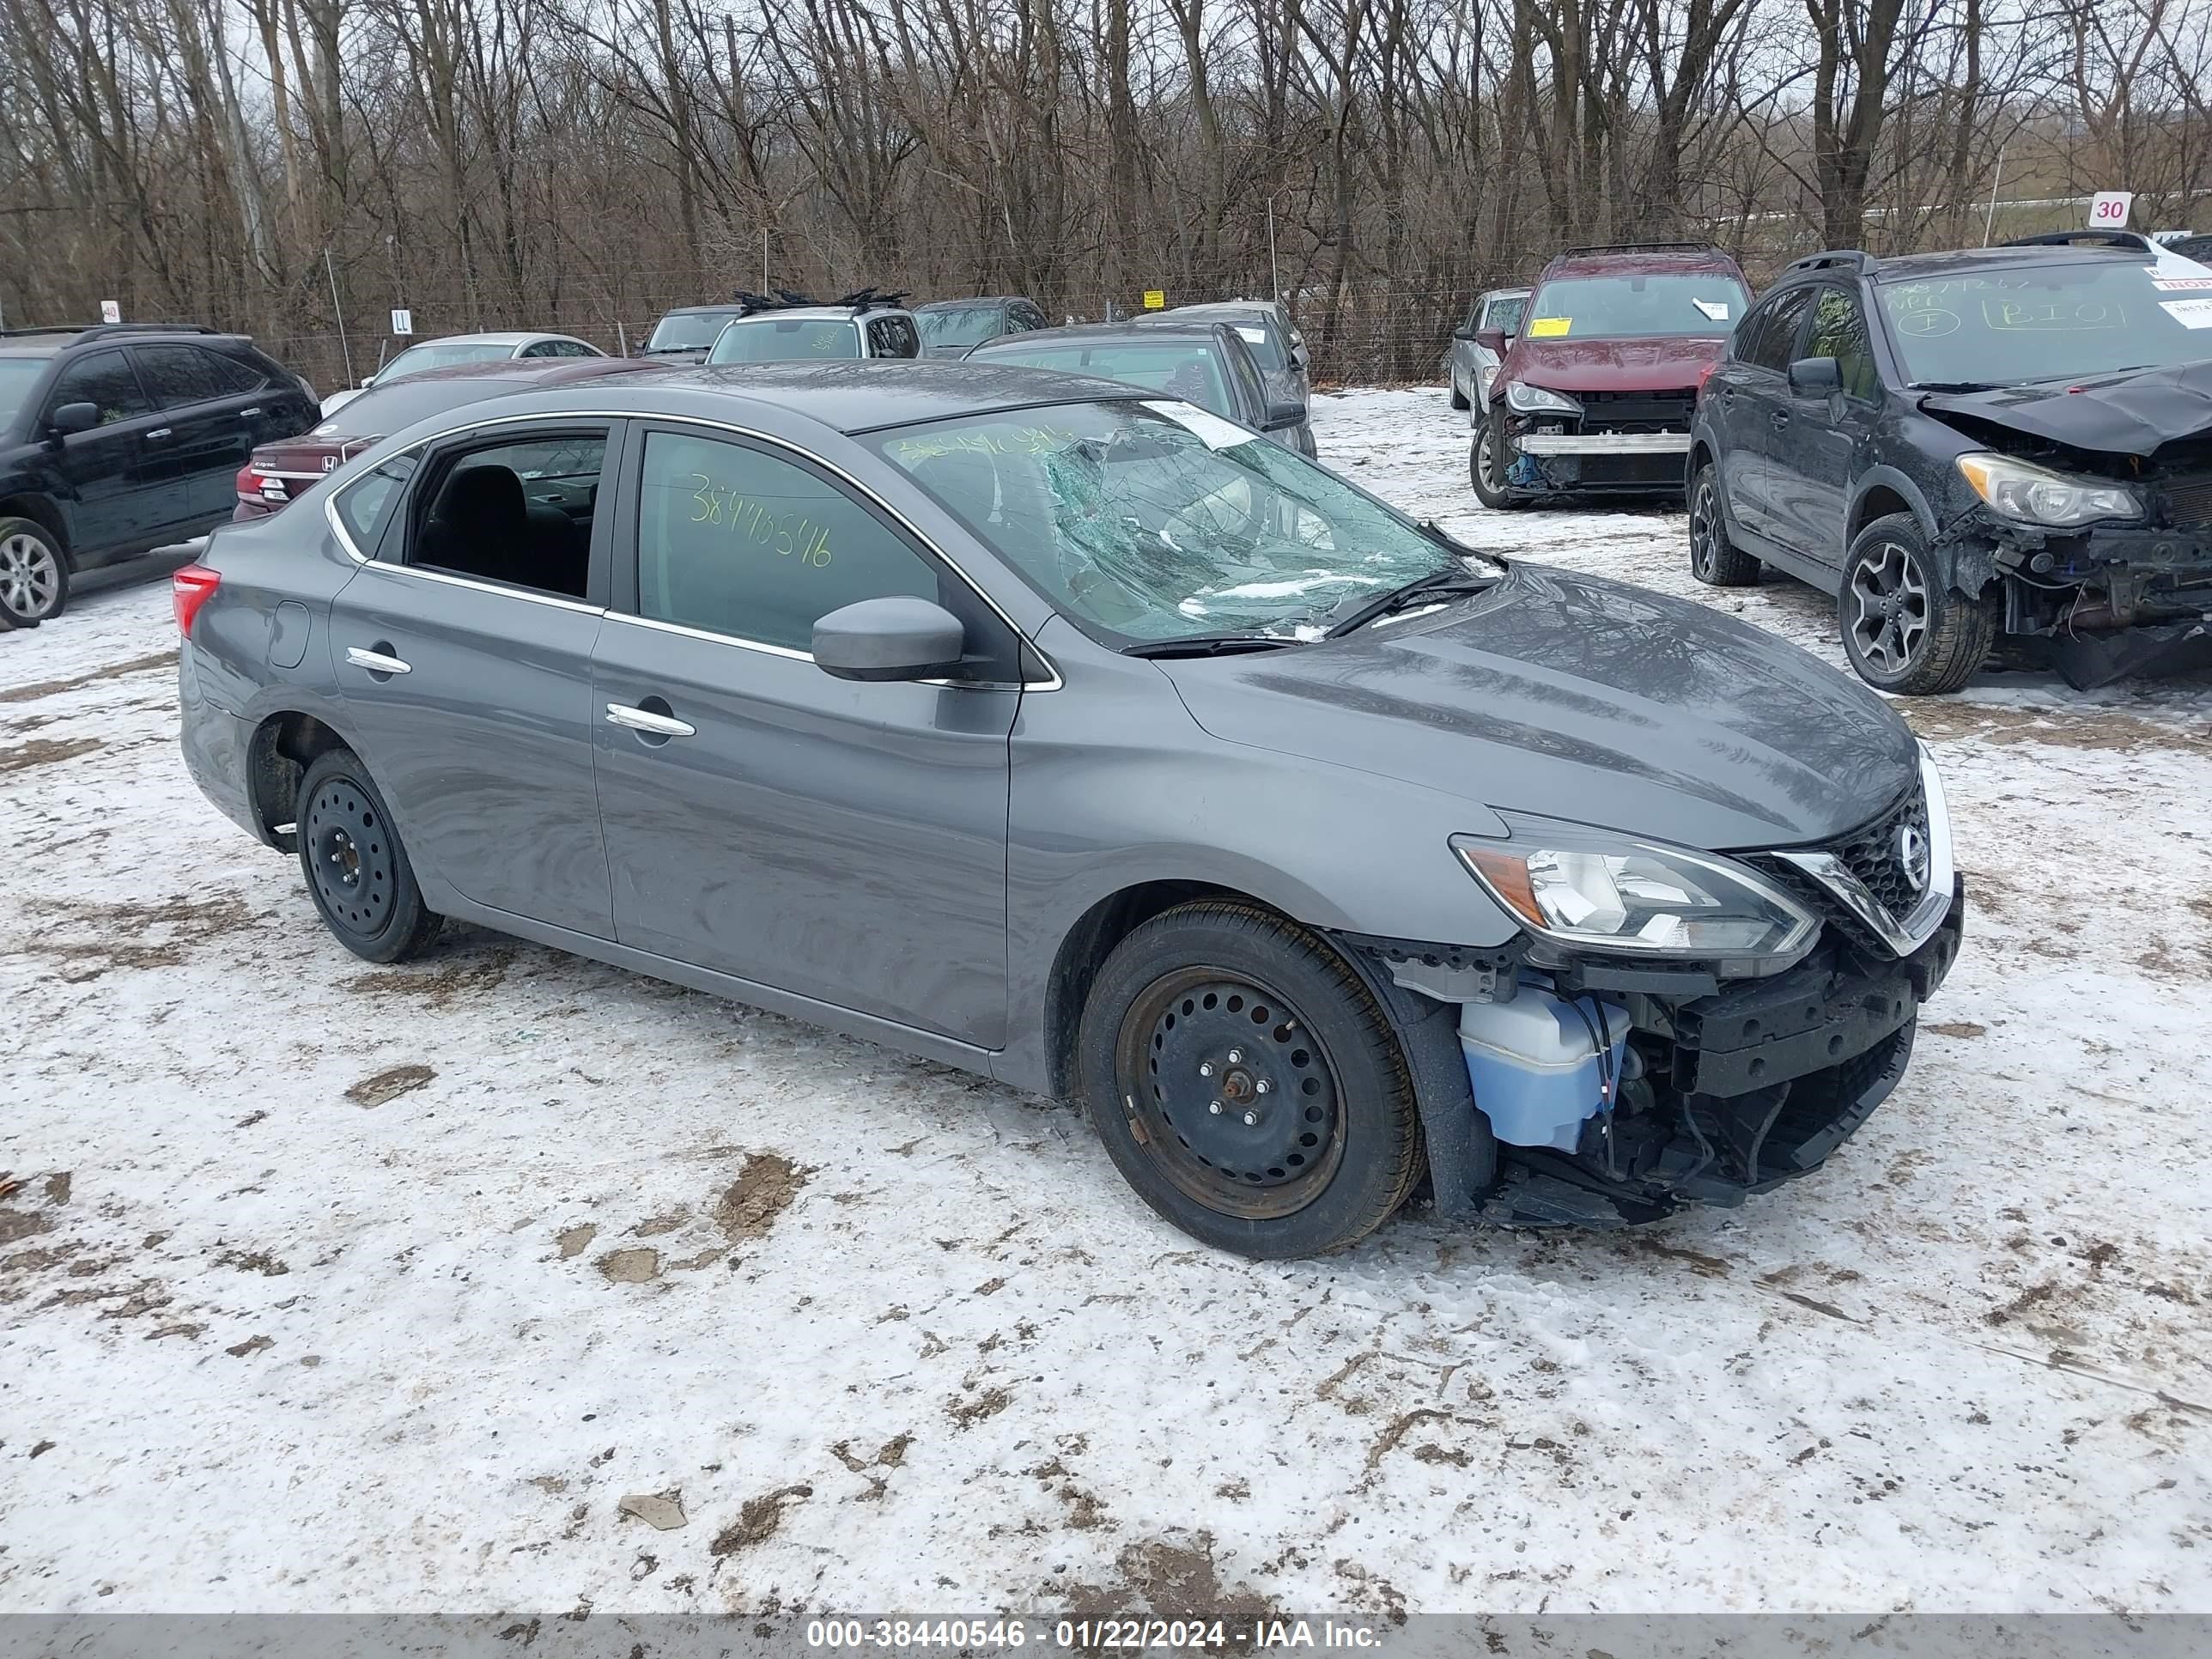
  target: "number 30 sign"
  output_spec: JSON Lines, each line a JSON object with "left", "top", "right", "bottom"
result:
{"left": 2088, "top": 191, "right": 2133, "bottom": 228}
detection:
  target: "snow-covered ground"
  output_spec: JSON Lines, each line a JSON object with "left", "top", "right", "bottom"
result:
{"left": 3, "top": 388, "right": 2209, "bottom": 1619}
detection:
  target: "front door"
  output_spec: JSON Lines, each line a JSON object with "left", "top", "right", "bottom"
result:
{"left": 592, "top": 422, "right": 1020, "bottom": 1046}
{"left": 1711, "top": 284, "right": 1817, "bottom": 544}
{"left": 327, "top": 419, "right": 619, "bottom": 938}
{"left": 1766, "top": 285, "right": 1881, "bottom": 567}
{"left": 38, "top": 348, "right": 162, "bottom": 556}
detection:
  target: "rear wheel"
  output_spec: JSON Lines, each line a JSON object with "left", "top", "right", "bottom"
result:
{"left": 1838, "top": 514, "right": 1997, "bottom": 696}
{"left": 0, "top": 518, "right": 69, "bottom": 624}
{"left": 295, "top": 750, "right": 443, "bottom": 963}
{"left": 1469, "top": 410, "right": 1523, "bottom": 510}
{"left": 1079, "top": 902, "right": 1425, "bottom": 1259}
{"left": 1687, "top": 462, "right": 1760, "bottom": 586}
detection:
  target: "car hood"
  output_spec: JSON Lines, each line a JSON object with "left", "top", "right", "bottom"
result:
{"left": 1498, "top": 335, "right": 1729, "bottom": 394}
{"left": 1917, "top": 358, "right": 2212, "bottom": 460}
{"left": 1158, "top": 565, "right": 1917, "bottom": 850}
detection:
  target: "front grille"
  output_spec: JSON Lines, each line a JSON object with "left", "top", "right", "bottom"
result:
{"left": 1577, "top": 388, "right": 1698, "bottom": 432}
{"left": 2164, "top": 473, "right": 2212, "bottom": 527}
{"left": 1750, "top": 781, "right": 1930, "bottom": 954}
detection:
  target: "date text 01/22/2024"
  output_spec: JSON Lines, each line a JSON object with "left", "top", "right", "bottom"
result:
{"left": 804, "top": 1620, "right": 1388, "bottom": 1650}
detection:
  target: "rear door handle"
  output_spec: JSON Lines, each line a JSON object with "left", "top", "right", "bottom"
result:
{"left": 146, "top": 427, "right": 173, "bottom": 441}
{"left": 606, "top": 702, "right": 696, "bottom": 738}
{"left": 1770, "top": 410, "right": 1790, "bottom": 428}
{"left": 240, "top": 406, "right": 263, "bottom": 418}
{"left": 345, "top": 645, "right": 412, "bottom": 676}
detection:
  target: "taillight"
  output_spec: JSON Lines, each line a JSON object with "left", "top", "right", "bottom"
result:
{"left": 1696, "top": 361, "right": 1720, "bottom": 392}
{"left": 236, "top": 463, "right": 286, "bottom": 504}
{"left": 173, "top": 564, "right": 221, "bottom": 637}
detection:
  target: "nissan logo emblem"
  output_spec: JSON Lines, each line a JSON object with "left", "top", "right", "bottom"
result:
{"left": 1895, "top": 823, "right": 1930, "bottom": 895}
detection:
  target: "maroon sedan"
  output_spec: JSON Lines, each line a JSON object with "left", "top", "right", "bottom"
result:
{"left": 234, "top": 356, "right": 658, "bottom": 519}
{"left": 1468, "top": 242, "right": 1753, "bottom": 508}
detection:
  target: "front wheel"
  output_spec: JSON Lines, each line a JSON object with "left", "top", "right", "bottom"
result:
{"left": 1078, "top": 902, "right": 1425, "bottom": 1259}
{"left": 1838, "top": 514, "right": 1997, "bottom": 696}
{"left": 1468, "top": 410, "right": 1524, "bottom": 510}
{"left": 0, "top": 518, "right": 70, "bottom": 624}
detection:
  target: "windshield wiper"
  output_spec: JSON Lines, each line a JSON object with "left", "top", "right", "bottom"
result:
{"left": 1323, "top": 567, "right": 1498, "bottom": 638}
{"left": 1911, "top": 380, "right": 2002, "bottom": 392}
{"left": 1122, "top": 633, "right": 1302, "bottom": 659}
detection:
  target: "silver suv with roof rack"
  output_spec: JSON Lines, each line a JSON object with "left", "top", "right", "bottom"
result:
{"left": 705, "top": 289, "right": 921, "bottom": 364}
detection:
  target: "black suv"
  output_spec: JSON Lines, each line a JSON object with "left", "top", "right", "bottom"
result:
{"left": 1687, "top": 234, "right": 2212, "bottom": 693}
{"left": 0, "top": 323, "right": 318, "bottom": 623}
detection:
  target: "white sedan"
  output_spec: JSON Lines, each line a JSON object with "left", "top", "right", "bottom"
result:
{"left": 320, "top": 331, "right": 604, "bottom": 416}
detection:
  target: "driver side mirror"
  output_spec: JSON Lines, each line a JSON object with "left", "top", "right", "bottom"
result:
{"left": 812, "top": 596, "right": 967, "bottom": 683}
{"left": 1788, "top": 356, "right": 1842, "bottom": 398}
{"left": 360, "top": 374, "right": 377, "bottom": 388}
{"left": 48, "top": 401, "right": 98, "bottom": 437}
{"left": 1473, "top": 327, "right": 1509, "bottom": 356}
{"left": 1262, "top": 396, "right": 1307, "bottom": 432}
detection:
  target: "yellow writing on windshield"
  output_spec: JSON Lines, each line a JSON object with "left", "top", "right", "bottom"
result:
{"left": 687, "top": 472, "right": 832, "bottom": 566}
{"left": 1980, "top": 299, "right": 2126, "bottom": 331}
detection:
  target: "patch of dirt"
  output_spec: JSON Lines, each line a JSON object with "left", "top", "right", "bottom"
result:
{"left": 345, "top": 1064, "right": 436, "bottom": 1108}
{"left": 0, "top": 1208, "right": 57, "bottom": 1247}
{"left": 947, "top": 1385, "right": 1012, "bottom": 1429}
{"left": 0, "top": 737, "right": 104, "bottom": 773}
{"left": 215, "top": 1249, "right": 289, "bottom": 1277}
{"left": 43, "top": 1172, "right": 71, "bottom": 1204}
{"left": 1637, "top": 1238, "right": 1733, "bottom": 1278}
{"left": 344, "top": 947, "right": 515, "bottom": 1008}
{"left": 556, "top": 1224, "right": 597, "bottom": 1259}
{"left": 709, "top": 1484, "right": 812, "bottom": 1554}
{"left": 1060, "top": 1533, "right": 1270, "bottom": 1626}
{"left": 631, "top": 1210, "right": 690, "bottom": 1237}
{"left": 1901, "top": 699, "right": 2212, "bottom": 759}
{"left": 1926, "top": 1020, "right": 1988, "bottom": 1038}
{"left": 226, "top": 1334, "right": 274, "bottom": 1358}
{"left": 14, "top": 895, "right": 257, "bottom": 981}
{"left": 0, "top": 649, "right": 178, "bottom": 704}
{"left": 714, "top": 1152, "right": 811, "bottom": 1243}
{"left": 597, "top": 1248, "right": 660, "bottom": 1284}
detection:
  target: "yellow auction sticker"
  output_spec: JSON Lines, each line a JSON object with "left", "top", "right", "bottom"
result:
{"left": 1527, "top": 317, "right": 1571, "bottom": 337}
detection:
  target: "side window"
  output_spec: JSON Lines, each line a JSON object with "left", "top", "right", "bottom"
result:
{"left": 872, "top": 316, "right": 918, "bottom": 357}
{"left": 1224, "top": 338, "right": 1267, "bottom": 417}
{"left": 196, "top": 349, "right": 266, "bottom": 393}
{"left": 133, "top": 343, "right": 230, "bottom": 408}
{"left": 1805, "top": 287, "right": 1879, "bottom": 400}
{"left": 333, "top": 453, "right": 418, "bottom": 555}
{"left": 46, "top": 349, "right": 152, "bottom": 426}
{"left": 1737, "top": 287, "right": 1816, "bottom": 374}
{"left": 520, "top": 342, "right": 557, "bottom": 358}
{"left": 408, "top": 430, "right": 607, "bottom": 599}
{"left": 635, "top": 428, "right": 937, "bottom": 653}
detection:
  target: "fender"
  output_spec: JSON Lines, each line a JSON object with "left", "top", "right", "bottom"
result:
{"left": 1846, "top": 463, "right": 1941, "bottom": 542}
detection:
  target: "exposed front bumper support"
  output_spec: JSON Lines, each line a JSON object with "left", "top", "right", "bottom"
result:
{"left": 1516, "top": 431, "right": 1693, "bottom": 456}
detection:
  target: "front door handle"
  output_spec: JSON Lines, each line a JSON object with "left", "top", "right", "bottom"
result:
{"left": 606, "top": 702, "right": 696, "bottom": 738}
{"left": 146, "top": 427, "right": 173, "bottom": 441}
{"left": 1770, "top": 409, "right": 1790, "bottom": 428}
{"left": 240, "top": 406, "right": 263, "bottom": 418}
{"left": 345, "top": 644, "right": 412, "bottom": 676}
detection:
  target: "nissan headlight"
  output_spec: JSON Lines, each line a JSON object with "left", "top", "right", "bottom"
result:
{"left": 1504, "top": 382, "right": 1581, "bottom": 416}
{"left": 1453, "top": 815, "right": 1817, "bottom": 962}
{"left": 1955, "top": 453, "right": 2141, "bottom": 528}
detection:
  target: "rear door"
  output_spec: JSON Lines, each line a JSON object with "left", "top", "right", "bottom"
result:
{"left": 1707, "top": 284, "right": 1816, "bottom": 543}
{"left": 38, "top": 348, "right": 162, "bottom": 555}
{"left": 590, "top": 420, "right": 1022, "bottom": 1045}
{"left": 129, "top": 343, "right": 258, "bottom": 529}
{"left": 327, "top": 417, "right": 620, "bottom": 938}
{"left": 1767, "top": 284, "right": 1882, "bottom": 567}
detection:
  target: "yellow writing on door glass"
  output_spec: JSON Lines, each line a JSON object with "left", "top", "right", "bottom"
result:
{"left": 688, "top": 473, "right": 833, "bottom": 566}
{"left": 892, "top": 424, "right": 1078, "bottom": 464}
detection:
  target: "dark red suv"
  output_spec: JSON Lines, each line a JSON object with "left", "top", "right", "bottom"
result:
{"left": 1470, "top": 243, "right": 1752, "bottom": 508}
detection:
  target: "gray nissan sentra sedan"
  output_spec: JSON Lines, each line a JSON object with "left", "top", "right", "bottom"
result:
{"left": 175, "top": 362, "right": 1964, "bottom": 1259}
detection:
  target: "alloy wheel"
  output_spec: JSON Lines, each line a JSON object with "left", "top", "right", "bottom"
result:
{"left": 1690, "top": 478, "right": 1723, "bottom": 578}
{"left": 1115, "top": 969, "right": 1346, "bottom": 1220}
{"left": 1848, "top": 541, "right": 1929, "bottom": 675}
{"left": 0, "top": 532, "right": 60, "bottom": 622}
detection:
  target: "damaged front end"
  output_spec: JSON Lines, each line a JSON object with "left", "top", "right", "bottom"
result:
{"left": 1498, "top": 384, "right": 1700, "bottom": 496}
{"left": 1341, "top": 754, "right": 1965, "bottom": 1227}
{"left": 1926, "top": 389, "right": 2212, "bottom": 687}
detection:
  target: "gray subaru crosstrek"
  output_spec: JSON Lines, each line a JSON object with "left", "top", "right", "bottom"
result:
{"left": 175, "top": 362, "right": 1964, "bottom": 1259}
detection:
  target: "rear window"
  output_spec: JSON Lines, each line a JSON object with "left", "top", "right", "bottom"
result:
{"left": 708, "top": 318, "right": 860, "bottom": 362}
{"left": 374, "top": 341, "right": 514, "bottom": 383}
{"left": 645, "top": 312, "right": 737, "bottom": 351}
{"left": 1228, "top": 322, "right": 1285, "bottom": 369}
{"left": 1523, "top": 273, "right": 1750, "bottom": 340}
{"left": 312, "top": 375, "right": 529, "bottom": 439}
{"left": 972, "top": 341, "right": 1233, "bottom": 416}
{"left": 916, "top": 307, "right": 1006, "bottom": 349}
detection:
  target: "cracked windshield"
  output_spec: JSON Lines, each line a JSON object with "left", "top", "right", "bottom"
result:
{"left": 874, "top": 399, "right": 1498, "bottom": 646}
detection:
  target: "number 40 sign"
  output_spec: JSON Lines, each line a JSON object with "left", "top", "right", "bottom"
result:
{"left": 2088, "top": 191, "right": 2133, "bottom": 229}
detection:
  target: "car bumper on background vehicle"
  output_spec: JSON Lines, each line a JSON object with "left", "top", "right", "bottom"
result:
{"left": 1959, "top": 507, "right": 2212, "bottom": 688}
{"left": 1497, "top": 400, "right": 1698, "bottom": 495}
{"left": 1517, "top": 431, "right": 1693, "bottom": 456}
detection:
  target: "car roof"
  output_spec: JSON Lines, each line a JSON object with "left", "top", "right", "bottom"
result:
{"left": 972, "top": 322, "right": 1224, "bottom": 349}
{"left": 396, "top": 358, "right": 652, "bottom": 386}
{"left": 915, "top": 297, "right": 1024, "bottom": 311}
{"left": 1537, "top": 245, "right": 1744, "bottom": 280}
{"left": 0, "top": 324, "right": 246, "bottom": 357}
{"left": 1482, "top": 286, "right": 1533, "bottom": 300}
{"left": 1150, "top": 301, "right": 1281, "bottom": 323}
{"left": 659, "top": 304, "right": 746, "bottom": 317}
{"left": 1860, "top": 245, "right": 2171, "bottom": 284}
{"left": 721, "top": 307, "right": 881, "bottom": 324}
{"left": 399, "top": 331, "right": 573, "bottom": 348}
{"left": 451, "top": 362, "right": 1153, "bottom": 436}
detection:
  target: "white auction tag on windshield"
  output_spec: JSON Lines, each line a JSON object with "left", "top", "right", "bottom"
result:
{"left": 1143, "top": 399, "right": 1262, "bottom": 449}
{"left": 2161, "top": 297, "right": 2212, "bottom": 329}
{"left": 2152, "top": 276, "right": 2212, "bottom": 291}
{"left": 1692, "top": 298, "right": 1731, "bottom": 321}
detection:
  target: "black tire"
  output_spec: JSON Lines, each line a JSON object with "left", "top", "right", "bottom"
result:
{"left": 1838, "top": 514, "right": 1998, "bottom": 696}
{"left": 1078, "top": 901, "right": 1425, "bottom": 1260}
{"left": 1687, "top": 461, "right": 1760, "bottom": 586}
{"left": 0, "top": 517, "right": 70, "bottom": 624}
{"left": 295, "top": 750, "right": 443, "bottom": 963}
{"left": 1468, "top": 409, "right": 1524, "bottom": 510}
{"left": 1449, "top": 382, "right": 1469, "bottom": 412}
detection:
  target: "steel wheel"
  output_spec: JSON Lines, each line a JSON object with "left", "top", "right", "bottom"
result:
{"left": 1847, "top": 539, "right": 1929, "bottom": 676}
{"left": 303, "top": 775, "right": 397, "bottom": 939}
{"left": 0, "top": 530, "right": 63, "bottom": 623}
{"left": 1115, "top": 967, "right": 1346, "bottom": 1221}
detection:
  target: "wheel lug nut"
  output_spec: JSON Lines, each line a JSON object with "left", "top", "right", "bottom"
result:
{"left": 1227, "top": 1048, "right": 1244, "bottom": 1064}
{"left": 1208, "top": 1100, "right": 1224, "bottom": 1115}
{"left": 1255, "top": 1079, "right": 1273, "bottom": 1095}
{"left": 1198, "top": 1061, "right": 1214, "bottom": 1078}
{"left": 1242, "top": 1111, "right": 1259, "bottom": 1127}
